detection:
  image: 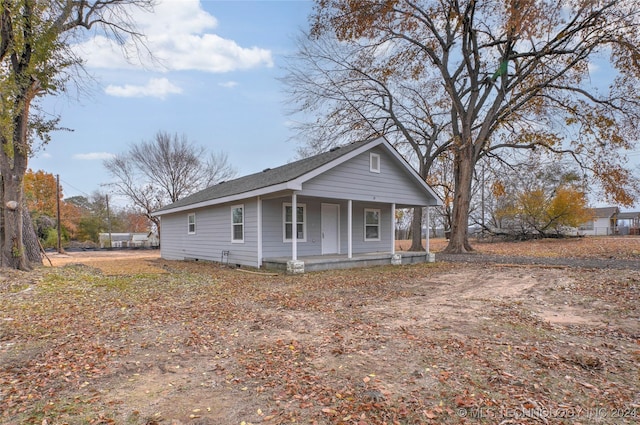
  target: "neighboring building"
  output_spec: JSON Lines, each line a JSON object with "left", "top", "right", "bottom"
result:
{"left": 152, "top": 138, "right": 442, "bottom": 272}
{"left": 579, "top": 206, "right": 619, "bottom": 236}
{"left": 98, "top": 232, "right": 159, "bottom": 248}
{"left": 617, "top": 211, "right": 640, "bottom": 235}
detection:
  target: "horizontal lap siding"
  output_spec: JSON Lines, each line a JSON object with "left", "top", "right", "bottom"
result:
{"left": 159, "top": 200, "right": 258, "bottom": 267}
{"left": 262, "top": 197, "right": 324, "bottom": 257}
{"left": 300, "top": 148, "right": 429, "bottom": 205}
{"left": 350, "top": 202, "right": 391, "bottom": 254}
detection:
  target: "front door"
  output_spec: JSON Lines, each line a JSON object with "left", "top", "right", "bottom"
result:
{"left": 321, "top": 203, "right": 340, "bottom": 254}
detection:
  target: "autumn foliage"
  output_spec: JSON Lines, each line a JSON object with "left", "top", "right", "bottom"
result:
{"left": 23, "top": 169, "right": 150, "bottom": 246}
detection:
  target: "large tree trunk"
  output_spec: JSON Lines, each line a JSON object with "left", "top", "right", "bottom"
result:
{"left": 0, "top": 91, "right": 34, "bottom": 270}
{"left": 1, "top": 172, "right": 31, "bottom": 270}
{"left": 444, "top": 143, "right": 475, "bottom": 253}
{"left": 22, "top": 205, "right": 42, "bottom": 264}
{"left": 409, "top": 207, "right": 424, "bottom": 251}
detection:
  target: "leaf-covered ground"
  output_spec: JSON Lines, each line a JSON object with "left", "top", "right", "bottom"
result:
{"left": 1, "top": 238, "right": 639, "bottom": 425}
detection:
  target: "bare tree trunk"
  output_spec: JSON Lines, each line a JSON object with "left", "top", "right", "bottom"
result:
{"left": 22, "top": 205, "right": 42, "bottom": 264}
{"left": 1, "top": 171, "right": 31, "bottom": 270}
{"left": 0, "top": 93, "right": 33, "bottom": 270}
{"left": 409, "top": 207, "right": 424, "bottom": 251}
{"left": 444, "top": 143, "right": 475, "bottom": 253}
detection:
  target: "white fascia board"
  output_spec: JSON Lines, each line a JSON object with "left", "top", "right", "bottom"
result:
{"left": 151, "top": 181, "right": 302, "bottom": 216}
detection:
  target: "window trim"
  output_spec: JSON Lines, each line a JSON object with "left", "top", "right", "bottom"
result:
{"left": 370, "top": 152, "right": 381, "bottom": 173}
{"left": 283, "top": 203, "right": 307, "bottom": 242}
{"left": 187, "top": 213, "right": 196, "bottom": 235}
{"left": 231, "top": 204, "right": 244, "bottom": 243}
{"left": 364, "top": 208, "right": 381, "bottom": 241}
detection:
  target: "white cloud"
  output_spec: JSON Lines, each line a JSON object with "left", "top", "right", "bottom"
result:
{"left": 74, "top": 0, "right": 273, "bottom": 73}
{"left": 105, "top": 78, "right": 182, "bottom": 98}
{"left": 73, "top": 152, "right": 115, "bottom": 160}
{"left": 219, "top": 81, "right": 239, "bottom": 88}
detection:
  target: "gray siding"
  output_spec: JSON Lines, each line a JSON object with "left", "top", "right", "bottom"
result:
{"left": 350, "top": 202, "right": 393, "bottom": 254}
{"left": 262, "top": 197, "right": 324, "bottom": 257}
{"left": 300, "top": 148, "right": 429, "bottom": 206}
{"left": 160, "top": 199, "right": 259, "bottom": 267}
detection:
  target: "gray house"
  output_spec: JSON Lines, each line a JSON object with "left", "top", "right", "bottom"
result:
{"left": 152, "top": 138, "right": 441, "bottom": 272}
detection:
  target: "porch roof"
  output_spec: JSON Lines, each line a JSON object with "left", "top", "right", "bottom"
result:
{"left": 617, "top": 211, "right": 640, "bottom": 220}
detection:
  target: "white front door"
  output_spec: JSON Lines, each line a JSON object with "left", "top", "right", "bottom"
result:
{"left": 321, "top": 203, "right": 340, "bottom": 254}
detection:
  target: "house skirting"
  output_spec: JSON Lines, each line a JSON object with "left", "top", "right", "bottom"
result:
{"left": 263, "top": 251, "right": 433, "bottom": 273}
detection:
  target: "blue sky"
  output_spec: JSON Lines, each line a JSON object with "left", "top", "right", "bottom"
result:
{"left": 29, "top": 0, "right": 639, "bottom": 209}
{"left": 31, "top": 0, "right": 313, "bottom": 202}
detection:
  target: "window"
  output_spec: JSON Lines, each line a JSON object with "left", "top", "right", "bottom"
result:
{"left": 579, "top": 220, "right": 594, "bottom": 231}
{"left": 231, "top": 205, "right": 244, "bottom": 242}
{"left": 283, "top": 203, "right": 306, "bottom": 242}
{"left": 364, "top": 209, "right": 381, "bottom": 241}
{"left": 370, "top": 152, "right": 381, "bottom": 173}
{"left": 187, "top": 213, "right": 196, "bottom": 234}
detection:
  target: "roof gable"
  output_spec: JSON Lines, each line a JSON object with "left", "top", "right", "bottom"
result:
{"left": 153, "top": 138, "right": 440, "bottom": 216}
{"left": 591, "top": 206, "right": 619, "bottom": 218}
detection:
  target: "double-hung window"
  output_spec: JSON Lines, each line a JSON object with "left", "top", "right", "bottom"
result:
{"left": 231, "top": 205, "right": 244, "bottom": 243}
{"left": 364, "top": 208, "right": 381, "bottom": 241}
{"left": 283, "top": 203, "right": 306, "bottom": 242}
{"left": 187, "top": 213, "right": 196, "bottom": 234}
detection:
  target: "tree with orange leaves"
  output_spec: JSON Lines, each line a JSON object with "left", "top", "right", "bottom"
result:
{"left": 24, "top": 169, "right": 59, "bottom": 218}
{"left": 489, "top": 158, "right": 594, "bottom": 238}
{"left": 298, "top": 0, "right": 640, "bottom": 253}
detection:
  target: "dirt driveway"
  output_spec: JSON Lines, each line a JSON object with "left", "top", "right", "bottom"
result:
{"left": 2, "top": 239, "right": 639, "bottom": 424}
{"left": 44, "top": 249, "right": 164, "bottom": 275}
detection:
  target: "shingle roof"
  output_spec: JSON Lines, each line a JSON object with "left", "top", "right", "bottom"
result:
{"left": 617, "top": 211, "right": 640, "bottom": 220}
{"left": 154, "top": 140, "right": 370, "bottom": 214}
{"left": 591, "top": 206, "right": 619, "bottom": 218}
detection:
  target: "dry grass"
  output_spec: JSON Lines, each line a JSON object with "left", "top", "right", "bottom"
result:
{"left": 1, "top": 239, "right": 639, "bottom": 424}
{"left": 398, "top": 236, "right": 640, "bottom": 259}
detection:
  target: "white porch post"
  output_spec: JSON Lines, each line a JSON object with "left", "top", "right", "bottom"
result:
{"left": 347, "top": 200, "right": 353, "bottom": 259}
{"left": 291, "top": 192, "right": 297, "bottom": 261}
{"left": 425, "top": 205, "right": 430, "bottom": 253}
{"left": 391, "top": 203, "right": 396, "bottom": 254}
{"left": 257, "top": 196, "right": 263, "bottom": 267}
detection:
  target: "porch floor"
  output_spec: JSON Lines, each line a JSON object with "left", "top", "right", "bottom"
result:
{"left": 262, "top": 251, "right": 432, "bottom": 273}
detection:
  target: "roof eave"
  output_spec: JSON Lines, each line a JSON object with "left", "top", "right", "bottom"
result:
{"left": 152, "top": 181, "right": 303, "bottom": 216}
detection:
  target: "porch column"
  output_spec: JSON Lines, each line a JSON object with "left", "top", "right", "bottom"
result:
{"left": 347, "top": 200, "right": 353, "bottom": 259}
{"left": 425, "top": 205, "right": 430, "bottom": 254}
{"left": 391, "top": 203, "right": 396, "bottom": 255}
{"left": 257, "top": 196, "right": 263, "bottom": 267}
{"left": 292, "top": 192, "right": 298, "bottom": 261}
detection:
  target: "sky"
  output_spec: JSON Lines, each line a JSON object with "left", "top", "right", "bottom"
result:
{"left": 30, "top": 0, "right": 314, "bottom": 204}
{"left": 28, "top": 0, "right": 640, "bottom": 210}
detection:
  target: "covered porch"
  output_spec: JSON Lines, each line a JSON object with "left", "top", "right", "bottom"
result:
{"left": 263, "top": 251, "right": 433, "bottom": 273}
{"left": 258, "top": 190, "right": 437, "bottom": 273}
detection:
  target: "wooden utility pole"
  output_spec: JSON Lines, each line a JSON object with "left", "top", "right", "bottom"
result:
{"left": 106, "top": 194, "right": 112, "bottom": 248}
{"left": 56, "top": 174, "right": 62, "bottom": 253}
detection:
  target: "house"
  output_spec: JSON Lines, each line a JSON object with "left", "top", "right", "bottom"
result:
{"left": 152, "top": 138, "right": 442, "bottom": 272}
{"left": 98, "top": 232, "right": 160, "bottom": 248}
{"left": 579, "top": 206, "right": 619, "bottom": 236}
{"left": 616, "top": 211, "right": 640, "bottom": 235}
